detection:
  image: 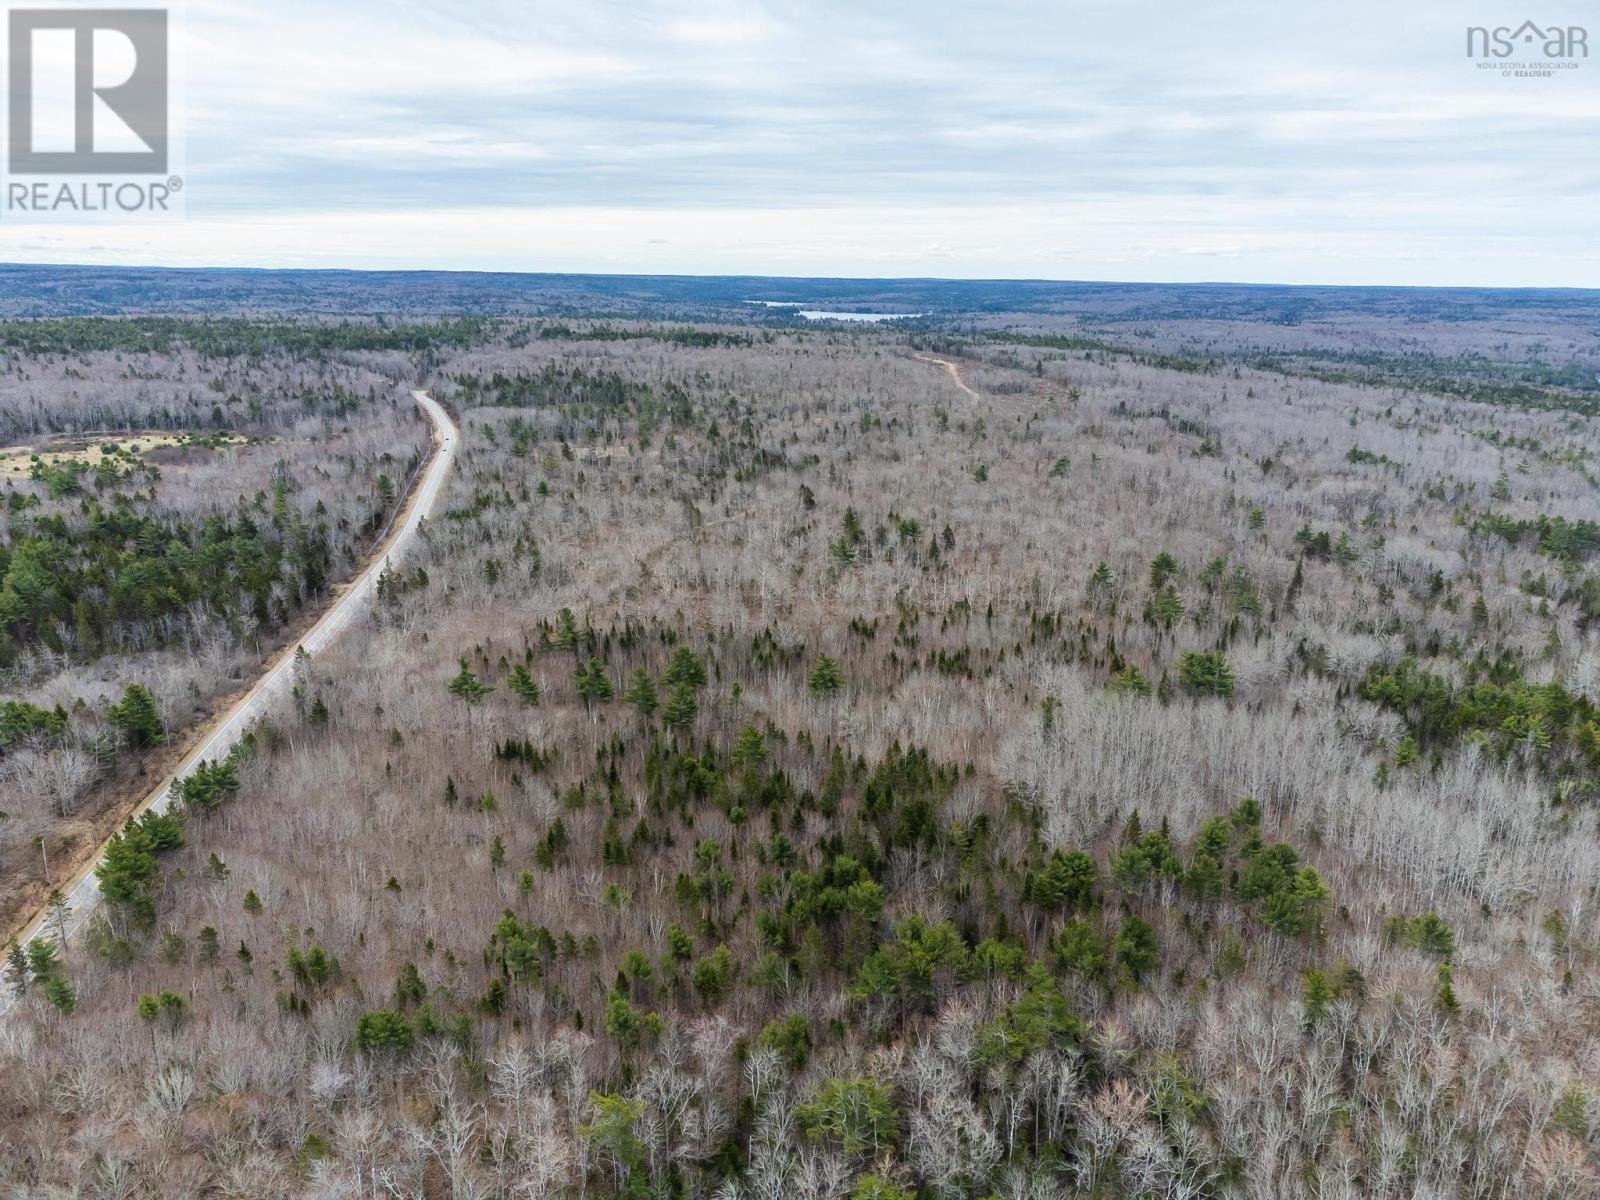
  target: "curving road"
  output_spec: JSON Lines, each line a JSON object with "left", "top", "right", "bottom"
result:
{"left": 0, "top": 390, "right": 457, "bottom": 1016}
{"left": 913, "top": 353, "right": 979, "bottom": 402}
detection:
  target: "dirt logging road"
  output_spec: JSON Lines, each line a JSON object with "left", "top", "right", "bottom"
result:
{"left": 0, "top": 390, "right": 458, "bottom": 1017}
{"left": 913, "top": 352, "right": 980, "bottom": 401}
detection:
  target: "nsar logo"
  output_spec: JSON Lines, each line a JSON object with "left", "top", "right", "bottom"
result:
{"left": 1466, "top": 20, "right": 1587, "bottom": 58}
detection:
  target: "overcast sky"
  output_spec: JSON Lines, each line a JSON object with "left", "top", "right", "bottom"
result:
{"left": 2, "top": 0, "right": 1597, "bottom": 285}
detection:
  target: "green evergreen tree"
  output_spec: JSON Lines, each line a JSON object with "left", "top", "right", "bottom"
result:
{"left": 44, "top": 975, "right": 76, "bottom": 1015}
{"left": 106, "top": 684, "right": 162, "bottom": 747}
{"left": 1148, "top": 584, "right": 1185, "bottom": 630}
{"left": 1108, "top": 665, "right": 1150, "bottom": 695}
{"left": 395, "top": 961, "right": 426, "bottom": 1008}
{"left": 25, "top": 938, "right": 58, "bottom": 981}
{"left": 580, "top": 1092, "right": 647, "bottom": 1192}
{"left": 662, "top": 682, "right": 698, "bottom": 733}
{"left": 1033, "top": 849, "right": 1096, "bottom": 911}
{"left": 447, "top": 658, "right": 493, "bottom": 706}
{"left": 1113, "top": 916, "right": 1159, "bottom": 982}
{"left": 623, "top": 668, "right": 658, "bottom": 716}
{"left": 1301, "top": 967, "right": 1334, "bottom": 1027}
{"left": 1261, "top": 867, "right": 1332, "bottom": 938}
{"left": 553, "top": 607, "right": 582, "bottom": 657}
{"left": 807, "top": 654, "right": 843, "bottom": 696}
{"left": 507, "top": 664, "right": 541, "bottom": 705}
{"left": 575, "top": 659, "right": 614, "bottom": 709}
{"left": 1178, "top": 651, "right": 1235, "bottom": 698}
{"left": 354, "top": 1009, "right": 414, "bottom": 1054}
{"left": 1436, "top": 961, "right": 1460, "bottom": 1016}
{"left": 1087, "top": 562, "right": 1115, "bottom": 606}
{"left": 663, "top": 645, "right": 707, "bottom": 691}
{"left": 690, "top": 944, "right": 733, "bottom": 1007}
{"left": 5, "top": 942, "right": 27, "bottom": 997}
{"left": 732, "top": 725, "right": 767, "bottom": 769}
{"left": 1149, "top": 551, "right": 1178, "bottom": 589}
{"left": 137, "top": 989, "right": 187, "bottom": 1032}
{"left": 757, "top": 1012, "right": 812, "bottom": 1070}
{"left": 796, "top": 1077, "right": 898, "bottom": 1162}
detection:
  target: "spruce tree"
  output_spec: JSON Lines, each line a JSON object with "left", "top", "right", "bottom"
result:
{"left": 807, "top": 655, "right": 843, "bottom": 696}
{"left": 553, "top": 607, "right": 582, "bottom": 657}
{"left": 1149, "top": 551, "right": 1178, "bottom": 589}
{"left": 44, "top": 976, "right": 75, "bottom": 1015}
{"left": 623, "top": 668, "right": 658, "bottom": 717}
{"left": 447, "top": 659, "right": 493, "bottom": 706}
{"left": 662, "top": 682, "right": 698, "bottom": 733}
{"left": 663, "top": 645, "right": 707, "bottom": 691}
{"left": 107, "top": 684, "right": 162, "bottom": 748}
{"left": 5, "top": 942, "right": 28, "bottom": 996}
{"left": 507, "top": 664, "right": 541, "bottom": 706}
{"left": 576, "top": 659, "right": 614, "bottom": 710}
{"left": 732, "top": 725, "right": 767, "bottom": 769}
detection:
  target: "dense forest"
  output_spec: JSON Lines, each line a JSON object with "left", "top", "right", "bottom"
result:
{"left": 3, "top": 308, "right": 1600, "bottom": 1199}
{"left": 0, "top": 339, "right": 429, "bottom": 948}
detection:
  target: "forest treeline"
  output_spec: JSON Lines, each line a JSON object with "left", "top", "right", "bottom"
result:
{"left": 0, "top": 344, "right": 427, "bottom": 944}
{"left": 0, "top": 317, "right": 488, "bottom": 358}
{"left": 3, "top": 314, "right": 1600, "bottom": 1199}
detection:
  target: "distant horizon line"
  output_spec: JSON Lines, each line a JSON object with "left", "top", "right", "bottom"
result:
{"left": 2, "top": 260, "right": 1596, "bottom": 295}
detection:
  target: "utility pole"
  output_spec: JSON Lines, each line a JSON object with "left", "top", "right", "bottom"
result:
{"left": 48, "top": 889, "right": 69, "bottom": 948}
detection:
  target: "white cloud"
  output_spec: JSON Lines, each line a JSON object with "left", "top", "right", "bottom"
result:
{"left": 2, "top": 0, "right": 1595, "bottom": 285}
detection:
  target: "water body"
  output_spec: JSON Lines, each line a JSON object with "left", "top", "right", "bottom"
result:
{"left": 745, "top": 301, "right": 924, "bottom": 323}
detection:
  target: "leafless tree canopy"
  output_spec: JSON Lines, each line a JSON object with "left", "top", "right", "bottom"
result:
{"left": 3, "top": 304, "right": 1600, "bottom": 1200}
{"left": 0, "top": 340, "right": 427, "bottom": 933}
